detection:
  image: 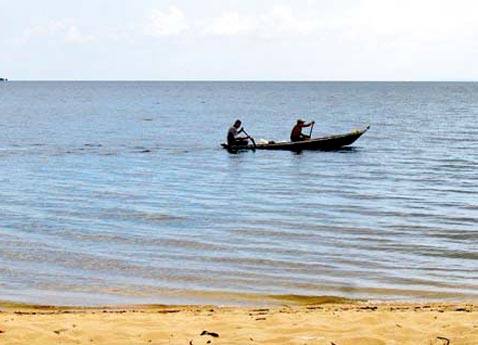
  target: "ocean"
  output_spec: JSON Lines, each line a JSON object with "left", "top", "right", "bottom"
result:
{"left": 0, "top": 81, "right": 477, "bottom": 306}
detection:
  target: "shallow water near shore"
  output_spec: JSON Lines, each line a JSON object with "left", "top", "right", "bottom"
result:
{"left": 0, "top": 81, "right": 477, "bottom": 306}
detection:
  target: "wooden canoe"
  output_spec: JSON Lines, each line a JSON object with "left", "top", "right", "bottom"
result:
{"left": 222, "top": 125, "right": 370, "bottom": 152}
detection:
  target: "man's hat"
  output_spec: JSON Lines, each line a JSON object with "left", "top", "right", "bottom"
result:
{"left": 297, "top": 118, "right": 305, "bottom": 123}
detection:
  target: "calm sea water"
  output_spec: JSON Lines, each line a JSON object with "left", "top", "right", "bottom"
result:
{"left": 0, "top": 81, "right": 477, "bottom": 306}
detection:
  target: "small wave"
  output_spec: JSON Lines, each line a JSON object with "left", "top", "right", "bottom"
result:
{"left": 268, "top": 294, "right": 360, "bottom": 305}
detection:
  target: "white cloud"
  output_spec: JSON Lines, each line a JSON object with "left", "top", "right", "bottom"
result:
{"left": 21, "top": 19, "right": 95, "bottom": 43}
{"left": 64, "top": 25, "right": 95, "bottom": 43}
{"left": 340, "top": 0, "right": 478, "bottom": 39}
{"left": 201, "top": 0, "right": 478, "bottom": 41}
{"left": 144, "top": 7, "right": 189, "bottom": 37}
{"left": 203, "top": 12, "right": 255, "bottom": 36}
{"left": 260, "top": 5, "right": 319, "bottom": 36}
{"left": 203, "top": 6, "right": 321, "bottom": 37}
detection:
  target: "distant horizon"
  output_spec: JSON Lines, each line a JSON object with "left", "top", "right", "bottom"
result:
{"left": 3, "top": 79, "right": 478, "bottom": 83}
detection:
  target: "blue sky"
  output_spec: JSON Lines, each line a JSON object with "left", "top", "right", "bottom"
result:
{"left": 1, "top": 0, "right": 477, "bottom": 80}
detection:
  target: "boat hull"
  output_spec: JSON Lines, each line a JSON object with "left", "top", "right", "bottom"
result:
{"left": 222, "top": 126, "right": 370, "bottom": 152}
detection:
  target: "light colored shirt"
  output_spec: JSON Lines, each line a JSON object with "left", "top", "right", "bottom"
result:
{"left": 227, "top": 126, "right": 238, "bottom": 144}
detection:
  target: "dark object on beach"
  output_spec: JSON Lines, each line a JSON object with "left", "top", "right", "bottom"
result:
{"left": 222, "top": 126, "right": 370, "bottom": 152}
{"left": 0, "top": 78, "right": 7, "bottom": 81}
{"left": 53, "top": 328, "right": 68, "bottom": 335}
{"left": 200, "top": 330, "right": 220, "bottom": 338}
{"left": 436, "top": 336, "right": 450, "bottom": 345}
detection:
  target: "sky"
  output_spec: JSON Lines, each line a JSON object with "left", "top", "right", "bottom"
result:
{"left": 0, "top": 0, "right": 477, "bottom": 80}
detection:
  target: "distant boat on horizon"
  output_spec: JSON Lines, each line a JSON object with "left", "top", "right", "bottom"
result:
{"left": 0, "top": 77, "right": 8, "bottom": 81}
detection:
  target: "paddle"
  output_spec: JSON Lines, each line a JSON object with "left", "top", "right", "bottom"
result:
{"left": 309, "top": 122, "right": 315, "bottom": 138}
{"left": 241, "top": 128, "right": 256, "bottom": 150}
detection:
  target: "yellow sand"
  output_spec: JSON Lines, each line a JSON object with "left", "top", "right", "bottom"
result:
{"left": 1, "top": 303, "right": 477, "bottom": 344}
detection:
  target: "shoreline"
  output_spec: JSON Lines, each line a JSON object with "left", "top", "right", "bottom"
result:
{"left": 1, "top": 301, "right": 476, "bottom": 344}
{"left": 4, "top": 288, "right": 477, "bottom": 309}
{"left": 2, "top": 292, "right": 478, "bottom": 311}
{"left": 0, "top": 294, "right": 363, "bottom": 310}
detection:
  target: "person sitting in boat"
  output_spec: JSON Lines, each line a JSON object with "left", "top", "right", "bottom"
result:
{"left": 290, "top": 118, "right": 315, "bottom": 142}
{"left": 227, "top": 119, "right": 250, "bottom": 146}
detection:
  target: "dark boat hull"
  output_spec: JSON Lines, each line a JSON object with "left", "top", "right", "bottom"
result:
{"left": 222, "top": 126, "right": 370, "bottom": 152}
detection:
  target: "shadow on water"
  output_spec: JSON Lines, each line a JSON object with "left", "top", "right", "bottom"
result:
{"left": 292, "top": 146, "right": 359, "bottom": 155}
{"left": 221, "top": 145, "right": 360, "bottom": 155}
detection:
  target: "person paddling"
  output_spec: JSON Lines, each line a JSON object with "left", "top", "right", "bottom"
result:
{"left": 290, "top": 118, "right": 315, "bottom": 142}
{"left": 227, "top": 119, "right": 250, "bottom": 146}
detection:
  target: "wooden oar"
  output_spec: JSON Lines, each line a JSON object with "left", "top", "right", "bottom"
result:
{"left": 309, "top": 122, "right": 315, "bottom": 138}
{"left": 241, "top": 128, "right": 256, "bottom": 150}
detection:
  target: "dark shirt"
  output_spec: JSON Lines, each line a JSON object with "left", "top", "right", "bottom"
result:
{"left": 290, "top": 124, "right": 304, "bottom": 142}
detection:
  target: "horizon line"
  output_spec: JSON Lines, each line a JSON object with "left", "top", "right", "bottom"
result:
{"left": 3, "top": 79, "right": 478, "bottom": 83}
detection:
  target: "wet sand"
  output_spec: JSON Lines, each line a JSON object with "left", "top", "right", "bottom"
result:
{"left": 1, "top": 302, "right": 477, "bottom": 344}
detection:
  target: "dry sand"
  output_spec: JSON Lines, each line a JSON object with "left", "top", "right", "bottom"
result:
{"left": 1, "top": 302, "right": 477, "bottom": 344}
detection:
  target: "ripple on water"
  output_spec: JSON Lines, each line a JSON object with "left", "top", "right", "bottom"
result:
{"left": 1, "top": 81, "right": 477, "bottom": 305}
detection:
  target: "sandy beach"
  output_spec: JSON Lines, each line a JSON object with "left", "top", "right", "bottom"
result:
{"left": 1, "top": 302, "right": 476, "bottom": 345}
